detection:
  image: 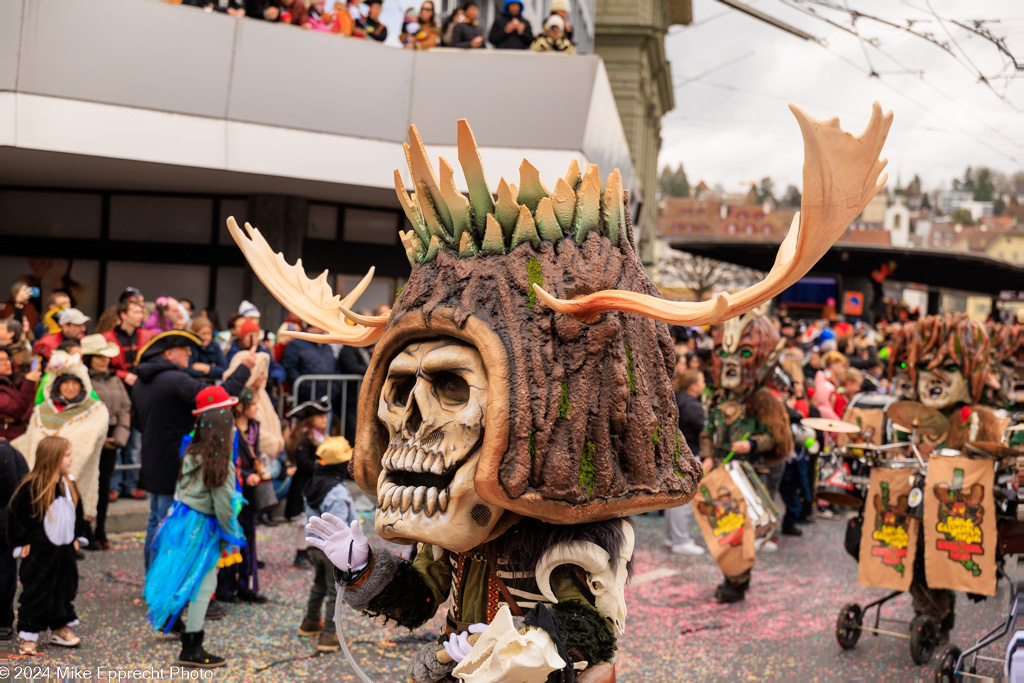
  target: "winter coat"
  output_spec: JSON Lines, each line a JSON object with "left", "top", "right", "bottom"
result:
{"left": 488, "top": 3, "right": 533, "bottom": 49}
{"left": 103, "top": 327, "right": 157, "bottom": 383}
{"left": 12, "top": 368, "right": 109, "bottom": 519}
{"left": 226, "top": 340, "right": 286, "bottom": 387}
{"left": 32, "top": 332, "right": 72, "bottom": 362}
{"left": 675, "top": 391, "right": 705, "bottom": 453}
{"left": 530, "top": 34, "right": 575, "bottom": 53}
{"left": 133, "top": 357, "right": 250, "bottom": 495}
{"left": 813, "top": 369, "right": 841, "bottom": 420}
{"left": 0, "top": 376, "right": 37, "bottom": 441}
{"left": 186, "top": 341, "right": 228, "bottom": 381}
{"left": 285, "top": 434, "right": 321, "bottom": 519}
{"left": 0, "top": 440, "right": 29, "bottom": 541}
{"left": 303, "top": 463, "right": 356, "bottom": 527}
{"left": 282, "top": 338, "right": 337, "bottom": 405}
{"left": 177, "top": 449, "right": 241, "bottom": 538}
{"left": 336, "top": 346, "right": 370, "bottom": 443}
{"left": 88, "top": 368, "right": 132, "bottom": 448}
{"left": 451, "top": 20, "right": 485, "bottom": 47}
{"left": 223, "top": 353, "right": 284, "bottom": 458}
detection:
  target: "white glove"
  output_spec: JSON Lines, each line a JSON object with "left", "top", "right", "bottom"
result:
{"left": 443, "top": 623, "right": 487, "bottom": 663}
{"left": 306, "top": 514, "right": 369, "bottom": 574}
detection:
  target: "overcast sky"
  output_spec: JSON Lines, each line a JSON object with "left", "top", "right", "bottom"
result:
{"left": 660, "top": 0, "right": 1023, "bottom": 195}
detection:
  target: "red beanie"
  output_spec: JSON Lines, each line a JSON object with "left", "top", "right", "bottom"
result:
{"left": 239, "top": 320, "right": 261, "bottom": 339}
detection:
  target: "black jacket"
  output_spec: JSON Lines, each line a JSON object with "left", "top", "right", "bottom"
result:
{"left": 676, "top": 391, "right": 705, "bottom": 454}
{"left": 451, "top": 21, "right": 484, "bottom": 48}
{"left": 489, "top": 13, "right": 533, "bottom": 49}
{"left": 133, "top": 357, "right": 250, "bottom": 495}
{"left": 283, "top": 339, "right": 338, "bottom": 404}
{"left": 0, "top": 440, "right": 28, "bottom": 542}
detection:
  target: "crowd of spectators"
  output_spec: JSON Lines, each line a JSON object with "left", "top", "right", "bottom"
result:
{"left": 0, "top": 280, "right": 384, "bottom": 656}
{"left": 173, "top": 0, "right": 579, "bottom": 54}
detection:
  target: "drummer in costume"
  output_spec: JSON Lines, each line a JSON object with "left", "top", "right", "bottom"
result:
{"left": 911, "top": 315, "right": 1002, "bottom": 449}
{"left": 898, "top": 315, "right": 999, "bottom": 642}
{"left": 698, "top": 313, "right": 792, "bottom": 603}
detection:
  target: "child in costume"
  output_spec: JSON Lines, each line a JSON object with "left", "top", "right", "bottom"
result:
{"left": 285, "top": 397, "right": 330, "bottom": 569}
{"left": 226, "top": 104, "right": 892, "bottom": 681}
{"left": 7, "top": 436, "right": 90, "bottom": 655}
{"left": 298, "top": 435, "right": 357, "bottom": 653}
{"left": 216, "top": 387, "right": 267, "bottom": 604}
{"left": 143, "top": 386, "right": 246, "bottom": 669}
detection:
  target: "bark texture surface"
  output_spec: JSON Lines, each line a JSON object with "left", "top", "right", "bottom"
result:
{"left": 355, "top": 228, "right": 702, "bottom": 524}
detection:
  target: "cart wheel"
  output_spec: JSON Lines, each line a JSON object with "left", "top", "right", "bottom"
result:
{"left": 836, "top": 603, "right": 863, "bottom": 650}
{"left": 910, "top": 615, "right": 938, "bottom": 665}
{"left": 935, "top": 645, "right": 961, "bottom": 682}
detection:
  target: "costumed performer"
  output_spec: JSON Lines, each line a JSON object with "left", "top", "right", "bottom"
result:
{"left": 227, "top": 103, "right": 891, "bottom": 681}
{"left": 143, "top": 386, "right": 246, "bottom": 669}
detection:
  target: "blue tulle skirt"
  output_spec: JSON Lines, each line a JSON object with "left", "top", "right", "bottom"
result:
{"left": 143, "top": 502, "right": 246, "bottom": 633}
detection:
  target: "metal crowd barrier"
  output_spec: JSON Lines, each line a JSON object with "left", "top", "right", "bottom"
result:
{"left": 285, "top": 374, "right": 364, "bottom": 437}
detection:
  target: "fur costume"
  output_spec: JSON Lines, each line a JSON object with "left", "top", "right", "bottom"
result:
{"left": 229, "top": 105, "right": 892, "bottom": 680}
{"left": 7, "top": 477, "right": 90, "bottom": 639}
{"left": 12, "top": 354, "right": 108, "bottom": 519}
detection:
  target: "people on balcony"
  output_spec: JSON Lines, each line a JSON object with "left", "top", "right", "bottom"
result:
{"left": 489, "top": 0, "right": 534, "bottom": 50}
{"left": 450, "top": 1, "right": 485, "bottom": 49}
{"left": 530, "top": 14, "right": 574, "bottom": 54}
{"left": 401, "top": 1, "right": 440, "bottom": 50}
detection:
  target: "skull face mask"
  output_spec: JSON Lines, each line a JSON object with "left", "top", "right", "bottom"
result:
{"left": 917, "top": 362, "right": 969, "bottom": 410}
{"left": 375, "top": 338, "right": 504, "bottom": 552}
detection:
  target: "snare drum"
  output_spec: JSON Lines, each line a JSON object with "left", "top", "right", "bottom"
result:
{"left": 837, "top": 393, "right": 901, "bottom": 447}
{"left": 815, "top": 452, "right": 866, "bottom": 508}
{"left": 724, "top": 460, "right": 779, "bottom": 539}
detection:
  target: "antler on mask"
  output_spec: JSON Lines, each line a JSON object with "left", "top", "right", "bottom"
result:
{"left": 532, "top": 101, "right": 893, "bottom": 325}
{"left": 227, "top": 217, "right": 387, "bottom": 347}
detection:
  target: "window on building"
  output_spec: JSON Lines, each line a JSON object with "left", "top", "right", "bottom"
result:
{"left": 110, "top": 195, "right": 213, "bottom": 243}
{"left": 308, "top": 204, "right": 339, "bottom": 240}
{"left": 343, "top": 208, "right": 399, "bottom": 245}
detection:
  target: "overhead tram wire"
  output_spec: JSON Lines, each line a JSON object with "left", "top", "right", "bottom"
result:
{"left": 774, "top": 0, "right": 1023, "bottom": 155}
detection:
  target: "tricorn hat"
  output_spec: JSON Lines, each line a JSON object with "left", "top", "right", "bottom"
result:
{"left": 138, "top": 330, "right": 201, "bottom": 363}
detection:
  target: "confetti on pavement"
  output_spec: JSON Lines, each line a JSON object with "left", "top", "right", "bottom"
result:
{"left": 5, "top": 511, "right": 1014, "bottom": 680}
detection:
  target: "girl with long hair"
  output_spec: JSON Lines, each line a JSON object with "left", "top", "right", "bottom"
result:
{"left": 215, "top": 387, "right": 266, "bottom": 604}
{"left": 284, "top": 399, "right": 329, "bottom": 568}
{"left": 7, "top": 436, "right": 89, "bottom": 655}
{"left": 143, "top": 387, "right": 246, "bottom": 669}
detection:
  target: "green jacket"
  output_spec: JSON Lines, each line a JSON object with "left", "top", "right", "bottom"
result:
{"left": 176, "top": 453, "right": 238, "bottom": 538}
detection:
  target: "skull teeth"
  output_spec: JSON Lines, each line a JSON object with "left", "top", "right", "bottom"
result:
{"left": 381, "top": 443, "right": 447, "bottom": 474}
{"left": 412, "top": 448, "right": 427, "bottom": 473}
{"left": 377, "top": 484, "right": 452, "bottom": 516}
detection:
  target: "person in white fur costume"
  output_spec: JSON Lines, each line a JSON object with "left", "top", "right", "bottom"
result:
{"left": 13, "top": 352, "right": 109, "bottom": 521}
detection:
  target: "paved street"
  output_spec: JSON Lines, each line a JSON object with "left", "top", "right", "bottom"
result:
{"left": 2, "top": 510, "right": 1014, "bottom": 681}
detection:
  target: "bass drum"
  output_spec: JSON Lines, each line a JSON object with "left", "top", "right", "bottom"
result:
{"left": 836, "top": 392, "right": 901, "bottom": 448}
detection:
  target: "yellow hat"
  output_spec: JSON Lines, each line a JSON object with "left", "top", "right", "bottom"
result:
{"left": 316, "top": 436, "right": 354, "bottom": 466}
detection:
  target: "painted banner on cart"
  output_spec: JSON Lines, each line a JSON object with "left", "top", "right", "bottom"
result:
{"left": 923, "top": 455, "right": 996, "bottom": 596}
{"left": 858, "top": 466, "right": 918, "bottom": 591}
